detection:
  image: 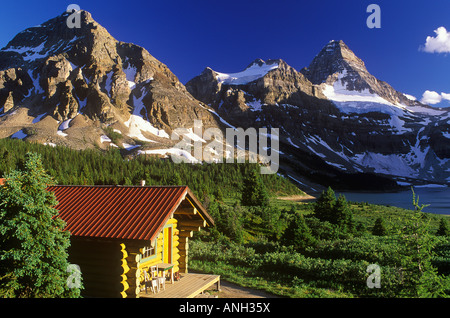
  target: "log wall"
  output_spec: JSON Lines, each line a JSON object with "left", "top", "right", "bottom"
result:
{"left": 68, "top": 238, "right": 132, "bottom": 298}
{"left": 68, "top": 216, "right": 197, "bottom": 298}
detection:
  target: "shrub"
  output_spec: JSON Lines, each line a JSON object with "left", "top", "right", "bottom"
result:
{"left": 372, "top": 217, "right": 387, "bottom": 236}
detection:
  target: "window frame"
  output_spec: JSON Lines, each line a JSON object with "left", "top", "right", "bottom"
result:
{"left": 140, "top": 240, "right": 157, "bottom": 263}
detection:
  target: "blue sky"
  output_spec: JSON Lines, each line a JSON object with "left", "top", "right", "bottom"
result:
{"left": 1, "top": 0, "right": 449, "bottom": 107}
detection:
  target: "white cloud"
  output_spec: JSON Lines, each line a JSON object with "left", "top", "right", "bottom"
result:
{"left": 421, "top": 90, "right": 442, "bottom": 104}
{"left": 421, "top": 90, "right": 450, "bottom": 105}
{"left": 421, "top": 26, "right": 450, "bottom": 53}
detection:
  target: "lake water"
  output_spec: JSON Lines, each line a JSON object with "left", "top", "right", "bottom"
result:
{"left": 338, "top": 186, "right": 450, "bottom": 215}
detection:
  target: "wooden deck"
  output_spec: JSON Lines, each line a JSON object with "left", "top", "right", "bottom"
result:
{"left": 139, "top": 273, "right": 220, "bottom": 298}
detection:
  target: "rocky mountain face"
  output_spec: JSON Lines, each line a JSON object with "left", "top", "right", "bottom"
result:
{"left": 186, "top": 59, "right": 332, "bottom": 125}
{"left": 1, "top": 10, "right": 449, "bottom": 191}
{"left": 186, "top": 40, "right": 450, "bottom": 189}
{"left": 0, "top": 10, "right": 220, "bottom": 152}
{"left": 301, "top": 40, "right": 418, "bottom": 107}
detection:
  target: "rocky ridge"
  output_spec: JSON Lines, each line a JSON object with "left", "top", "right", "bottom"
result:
{"left": 1, "top": 11, "right": 449, "bottom": 190}
{"left": 0, "top": 10, "right": 221, "bottom": 153}
{"left": 186, "top": 40, "right": 450, "bottom": 188}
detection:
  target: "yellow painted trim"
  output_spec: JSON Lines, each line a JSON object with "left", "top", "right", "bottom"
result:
{"left": 138, "top": 216, "right": 181, "bottom": 272}
{"left": 185, "top": 198, "right": 208, "bottom": 223}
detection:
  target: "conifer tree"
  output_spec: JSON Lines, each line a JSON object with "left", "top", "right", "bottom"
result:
{"left": 215, "top": 188, "right": 224, "bottom": 202}
{"left": 0, "top": 152, "right": 82, "bottom": 297}
{"left": 372, "top": 217, "right": 387, "bottom": 236}
{"left": 282, "top": 211, "right": 316, "bottom": 250}
{"left": 314, "top": 187, "right": 336, "bottom": 223}
{"left": 334, "top": 195, "right": 355, "bottom": 232}
{"left": 436, "top": 218, "right": 449, "bottom": 236}
{"left": 395, "top": 189, "right": 446, "bottom": 297}
{"left": 168, "top": 172, "right": 183, "bottom": 186}
{"left": 241, "top": 169, "right": 269, "bottom": 206}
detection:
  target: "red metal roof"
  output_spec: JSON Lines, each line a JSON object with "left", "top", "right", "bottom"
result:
{"left": 48, "top": 185, "right": 211, "bottom": 242}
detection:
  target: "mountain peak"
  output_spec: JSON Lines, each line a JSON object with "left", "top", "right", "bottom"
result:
{"left": 0, "top": 10, "right": 112, "bottom": 71}
{"left": 301, "top": 40, "right": 366, "bottom": 85}
{"left": 0, "top": 10, "right": 220, "bottom": 150}
{"left": 321, "top": 40, "right": 354, "bottom": 57}
{"left": 325, "top": 39, "right": 346, "bottom": 48}
{"left": 246, "top": 58, "right": 266, "bottom": 69}
{"left": 306, "top": 40, "right": 423, "bottom": 109}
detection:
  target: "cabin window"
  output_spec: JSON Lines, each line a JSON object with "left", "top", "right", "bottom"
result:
{"left": 140, "top": 241, "right": 157, "bottom": 263}
{"left": 142, "top": 246, "right": 155, "bottom": 259}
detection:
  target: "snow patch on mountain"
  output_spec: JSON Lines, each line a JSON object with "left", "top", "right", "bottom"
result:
{"left": 307, "top": 134, "right": 348, "bottom": 161}
{"left": 354, "top": 152, "right": 416, "bottom": 177}
{"left": 68, "top": 61, "right": 78, "bottom": 71}
{"left": 388, "top": 116, "right": 412, "bottom": 134}
{"left": 404, "top": 93, "right": 417, "bottom": 101}
{"left": 406, "top": 105, "right": 447, "bottom": 116}
{"left": 351, "top": 142, "right": 431, "bottom": 178}
{"left": 183, "top": 128, "right": 206, "bottom": 143}
{"left": 11, "top": 129, "right": 27, "bottom": 139}
{"left": 100, "top": 135, "right": 112, "bottom": 143}
{"left": 215, "top": 61, "right": 279, "bottom": 85}
{"left": 287, "top": 137, "right": 300, "bottom": 149}
{"left": 322, "top": 71, "right": 406, "bottom": 116}
{"left": 104, "top": 71, "right": 113, "bottom": 96}
{"left": 137, "top": 148, "right": 199, "bottom": 163}
{"left": 57, "top": 130, "right": 68, "bottom": 137}
{"left": 32, "top": 113, "right": 46, "bottom": 124}
{"left": 122, "top": 143, "right": 140, "bottom": 150}
{"left": 323, "top": 71, "right": 446, "bottom": 120}
{"left": 27, "top": 70, "right": 45, "bottom": 94}
{"left": 59, "top": 119, "right": 72, "bottom": 130}
{"left": 77, "top": 96, "right": 87, "bottom": 111}
{"left": 246, "top": 99, "right": 264, "bottom": 111}
{"left": 124, "top": 87, "right": 169, "bottom": 141}
{"left": 123, "top": 64, "right": 137, "bottom": 89}
{"left": 2, "top": 42, "right": 47, "bottom": 61}
{"left": 198, "top": 103, "right": 236, "bottom": 129}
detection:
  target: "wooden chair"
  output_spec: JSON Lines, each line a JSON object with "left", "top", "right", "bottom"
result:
{"left": 150, "top": 266, "right": 160, "bottom": 293}
{"left": 143, "top": 270, "right": 151, "bottom": 293}
{"left": 157, "top": 274, "right": 166, "bottom": 291}
{"left": 152, "top": 265, "right": 166, "bottom": 291}
{"left": 144, "top": 267, "right": 159, "bottom": 294}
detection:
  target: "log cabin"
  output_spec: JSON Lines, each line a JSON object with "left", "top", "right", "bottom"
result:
{"left": 47, "top": 184, "right": 215, "bottom": 298}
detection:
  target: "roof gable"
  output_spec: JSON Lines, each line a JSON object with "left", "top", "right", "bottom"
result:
{"left": 48, "top": 185, "right": 213, "bottom": 242}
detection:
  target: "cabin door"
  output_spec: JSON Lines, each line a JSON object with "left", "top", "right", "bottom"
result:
{"left": 163, "top": 226, "right": 172, "bottom": 264}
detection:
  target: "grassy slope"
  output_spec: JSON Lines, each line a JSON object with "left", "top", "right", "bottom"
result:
{"left": 189, "top": 197, "right": 450, "bottom": 298}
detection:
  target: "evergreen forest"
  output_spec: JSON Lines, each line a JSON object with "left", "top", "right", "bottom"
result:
{"left": 0, "top": 138, "right": 449, "bottom": 298}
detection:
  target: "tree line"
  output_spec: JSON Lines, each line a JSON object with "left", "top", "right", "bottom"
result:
{"left": 0, "top": 138, "right": 302, "bottom": 202}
